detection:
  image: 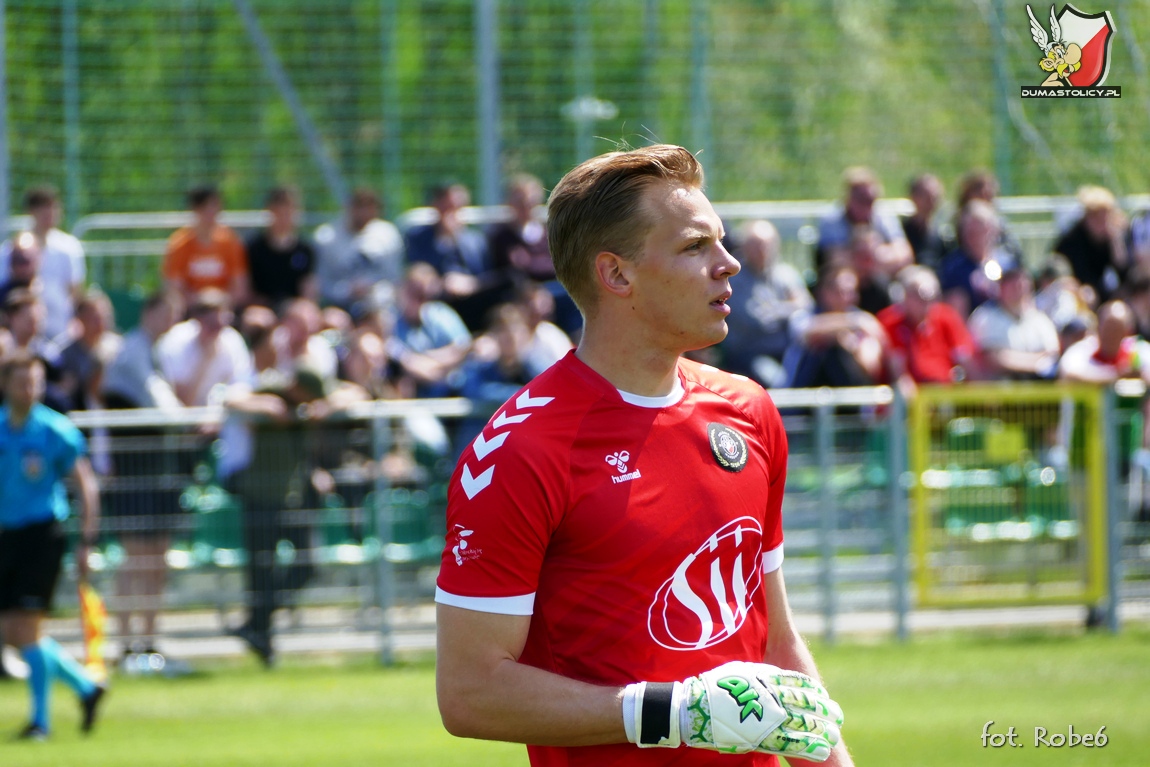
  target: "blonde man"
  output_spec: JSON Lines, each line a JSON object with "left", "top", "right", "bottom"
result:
{"left": 436, "top": 146, "right": 850, "bottom": 766}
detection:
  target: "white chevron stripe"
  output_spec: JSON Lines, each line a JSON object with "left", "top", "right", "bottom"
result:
{"left": 472, "top": 431, "right": 509, "bottom": 460}
{"left": 493, "top": 410, "right": 532, "bottom": 429}
{"left": 515, "top": 390, "right": 554, "bottom": 409}
{"left": 461, "top": 464, "right": 495, "bottom": 500}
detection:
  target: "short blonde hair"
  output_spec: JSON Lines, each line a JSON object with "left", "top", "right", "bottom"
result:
{"left": 1078, "top": 184, "right": 1116, "bottom": 213}
{"left": 547, "top": 144, "right": 703, "bottom": 313}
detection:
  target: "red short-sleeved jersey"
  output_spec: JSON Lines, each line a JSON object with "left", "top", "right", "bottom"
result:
{"left": 437, "top": 351, "right": 788, "bottom": 766}
{"left": 878, "top": 302, "right": 974, "bottom": 383}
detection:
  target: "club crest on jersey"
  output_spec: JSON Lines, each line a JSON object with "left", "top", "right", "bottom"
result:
{"left": 21, "top": 450, "right": 44, "bottom": 482}
{"left": 708, "top": 423, "right": 748, "bottom": 472}
{"left": 450, "top": 524, "right": 481, "bottom": 565}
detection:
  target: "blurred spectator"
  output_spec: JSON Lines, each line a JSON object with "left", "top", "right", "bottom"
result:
{"left": 968, "top": 265, "right": 1061, "bottom": 380}
{"left": 162, "top": 185, "right": 249, "bottom": 307}
{"left": 246, "top": 185, "right": 318, "bottom": 309}
{"left": 52, "top": 288, "right": 121, "bottom": 412}
{"left": 1, "top": 232, "right": 81, "bottom": 353}
{"left": 462, "top": 303, "right": 535, "bottom": 403}
{"left": 841, "top": 226, "right": 894, "bottom": 315}
{"left": 783, "top": 264, "right": 888, "bottom": 387}
{"left": 1, "top": 288, "right": 69, "bottom": 413}
{"left": 721, "top": 220, "right": 812, "bottom": 387}
{"left": 1034, "top": 254, "right": 1093, "bottom": 333}
{"left": 900, "top": 173, "right": 949, "bottom": 271}
{"left": 0, "top": 188, "right": 86, "bottom": 342}
{"left": 388, "top": 263, "right": 472, "bottom": 397}
{"left": 342, "top": 324, "right": 401, "bottom": 400}
{"left": 314, "top": 187, "right": 404, "bottom": 314}
{"left": 939, "top": 200, "right": 1013, "bottom": 318}
{"left": 1118, "top": 264, "right": 1150, "bottom": 341}
{"left": 815, "top": 166, "right": 912, "bottom": 273}
{"left": 101, "top": 291, "right": 183, "bottom": 661}
{"left": 1059, "top": 301, "right": 1150, "bottom": 384}
{"left": 879, "top": 266, "right": 974, "bottom": 385}
{"left": 406, "top": 182, "right": 500, "bottom": 331}
{"left": 1054, "top": 185, "right": 1129, "bottom": 303}
{"left": 955, "top": 169, "right": 1023, "bottom": 259}
{"left": 1130, "top": 208, "right": 1150, "bottom": 267}
{"left": 103, "top": 292, "right": 183, "bottom": 411}
{"left": 273, "top": 298, "right": 338, "bottom": 381}
{"left": 238, "top": 304, "right": 280, "bottom": 378}
{"left": 517, "top": 283, "right": 574, "bottom": 378}
{"left": 156, "top": 288, "right": 253, "bottom": 406}
{"left": 2, "top": 288, "right": 55, "bottom": 369}
{"left": 223, "top": 368, "right": 366, "bottom": 667}
{"left": 487, "top": 174, "right": 554, "bottom": 283}
{"left": 0, "top": 232, "right": 41, "bottom": 309}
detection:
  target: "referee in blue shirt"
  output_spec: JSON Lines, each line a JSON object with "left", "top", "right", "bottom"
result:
{"left": 0, "top": 351, "right": 106, "bottom": 740}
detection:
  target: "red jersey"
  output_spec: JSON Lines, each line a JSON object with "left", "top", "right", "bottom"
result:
{"left": 437, "top": 351, "right": 787, "bottom": 766}
{"left": 878, "top": 302, "right": 974, "bottom": 383}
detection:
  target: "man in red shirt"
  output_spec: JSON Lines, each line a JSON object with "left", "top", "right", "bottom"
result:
{"left": 878, "top": 265, "right": 976, "bottom": 386}
{"left": 435, "top": 145, "right": 850, "bottom": 766}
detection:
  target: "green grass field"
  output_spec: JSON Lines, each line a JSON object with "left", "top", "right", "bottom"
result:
{"left": 1, "top": 628, "right": 1147, "bottom": 766}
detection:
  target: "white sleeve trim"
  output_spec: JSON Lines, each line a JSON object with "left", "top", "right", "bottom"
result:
{"left": 435, "top": 587, "right": 535, "bottom": 616}
{"left": 761, "top": 543, "right": 784, "bottom": 574}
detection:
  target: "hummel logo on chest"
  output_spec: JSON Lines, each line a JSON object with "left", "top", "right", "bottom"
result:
{"left": 606, "top": 450, "right": 641, "bottom": 484}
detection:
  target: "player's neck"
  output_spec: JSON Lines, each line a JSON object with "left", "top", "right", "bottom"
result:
{"left": 6, "top": 402, "right": 32, "bottom": 428}
{"left": 575, "top": 323, "right": 680, "bottom": 398}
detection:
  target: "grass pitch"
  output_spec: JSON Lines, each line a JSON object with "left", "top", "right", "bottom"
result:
{"left": 1, "top": 627, "right": 1147, "bottom": 766}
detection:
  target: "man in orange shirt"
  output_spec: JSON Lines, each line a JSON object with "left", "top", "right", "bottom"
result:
{"left": 162, "top": 185, "right": 249, "bottom": 306}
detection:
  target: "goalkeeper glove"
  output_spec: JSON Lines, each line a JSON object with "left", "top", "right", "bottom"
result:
{"left": 623, "top": 661, "right": 843, "bottom": 761}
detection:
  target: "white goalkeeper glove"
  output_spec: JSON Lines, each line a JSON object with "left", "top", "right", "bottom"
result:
{"left": 623, "top": 661, "right": 844, "bottom": 761}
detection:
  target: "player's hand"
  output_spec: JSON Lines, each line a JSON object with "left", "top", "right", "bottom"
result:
{"left": 682, "top": 661, "right": 843, "bottom": 760}
{"left": 625, "top": 661, "right": 843, "bottom": 762}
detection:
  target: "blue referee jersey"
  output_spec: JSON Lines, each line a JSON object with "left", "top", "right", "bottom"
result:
{"left": 0, "top": 403, "right": 87, "bottom": 529}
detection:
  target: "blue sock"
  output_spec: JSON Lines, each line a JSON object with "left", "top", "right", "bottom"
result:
{"left": 20, "top": 644, "right": 51, "bottom": 731}
{"left": 40, "top": 637, "right": 98, "bottom": 699}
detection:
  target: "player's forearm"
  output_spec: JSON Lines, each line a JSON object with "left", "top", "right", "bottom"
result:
{"left": 438, "top": 655, "right": 626, "bottom": 746}
{"left": 765, "top": 631, "right": 854, "bottom": 767}
{"left": 73, "top": 459, "right": 101, "bottom": 542}
{"left": 436, "top": 603, "right": 627, "bottom": 746}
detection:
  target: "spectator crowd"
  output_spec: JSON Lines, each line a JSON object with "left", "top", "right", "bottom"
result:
{"left": 720, "top": 166, "right": 1150, "bottom": 397}
{"left": 2, "top": 167, "right": 1150, "bottom": 667}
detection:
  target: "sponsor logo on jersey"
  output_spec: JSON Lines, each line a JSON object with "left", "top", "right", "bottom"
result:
{"left": 647, "top": 516, "right": 764, "bottom": 650}
{"left": 708, "top": 423, "right": 748, "bottom": 472}
{"left": 605, "top": 449, "right": 642, "bottom": 484}
{"left": 451, "top": 524, "right": 481, "bottom": 565}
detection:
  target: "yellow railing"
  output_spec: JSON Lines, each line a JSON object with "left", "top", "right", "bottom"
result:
{"left": 909, "top": 383, "right": 1108, "bottom": 607}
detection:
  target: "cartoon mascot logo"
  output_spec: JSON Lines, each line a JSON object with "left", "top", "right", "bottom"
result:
{"left": 1027, "top": 4, "right": 1115, "bottom": 88}
{"left": 647, "top": 517, "right": 764, "bottom": 651}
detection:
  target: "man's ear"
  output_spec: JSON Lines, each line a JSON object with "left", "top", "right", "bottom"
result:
{"left": 594, "top": 251, "right": 633, "bottom": 299}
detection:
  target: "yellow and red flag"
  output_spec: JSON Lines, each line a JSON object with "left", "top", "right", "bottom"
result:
{"left": 78, "top": 580, "right": 109, "bottom": 684}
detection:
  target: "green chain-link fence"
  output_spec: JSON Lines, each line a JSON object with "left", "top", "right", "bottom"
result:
{"left": 5, "top": 0, "right": 1150, "bottom": 228}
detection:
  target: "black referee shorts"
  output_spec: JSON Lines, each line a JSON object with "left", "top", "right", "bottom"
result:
{"left": 0, "top": 519, "right": 67, "bottom": 613}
